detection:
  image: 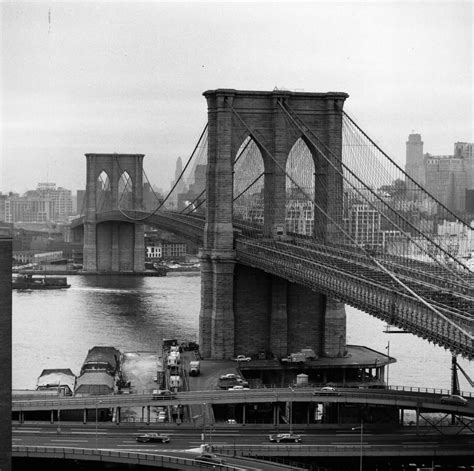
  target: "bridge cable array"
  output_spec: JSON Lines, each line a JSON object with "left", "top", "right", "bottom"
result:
{"left": 225, "top": 98, "right": 472, "bottom": 341}
{"left": 113, "top": 124, "right": 209, "bottom": 222}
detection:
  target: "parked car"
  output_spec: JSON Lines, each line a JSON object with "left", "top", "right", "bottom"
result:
{"left": 268, "top": 433, "right": 302, "bottom": 443}
{"left": 152, "top": 389, "right": 175, "bottom": 400}
{"left": 234, "top": 354, "right": 251, "bottom": 362}
{"left": 219, "top": 373, "right": 241, "bottom": 380}
{"left": 194, "top": 452, "right": 226, "bottom": 464}
{"left": 440, "top": 395, "right": 468, "bottom": 406}
{"left": 136, "top": 433, "right": 170, "bottom": 443}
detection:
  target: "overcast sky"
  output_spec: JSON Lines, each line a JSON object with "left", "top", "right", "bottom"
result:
{"left": 1, "top": 0, "right": 472, "bottom": 195}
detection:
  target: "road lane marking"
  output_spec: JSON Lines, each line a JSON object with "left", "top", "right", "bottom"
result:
{"left": 13, "top": 430, "right": 42, "bottom": 433}
{"left": 50, "top": 439, "right": 89, "bottom": 443}
{"left": 71, "top": 428, "right": 104, "bottom": 432}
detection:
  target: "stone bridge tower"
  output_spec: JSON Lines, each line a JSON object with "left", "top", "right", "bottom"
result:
{"left": 83, "top": 153, "right": 145, "bottom": 273}
{"left": 200, "top": 89, "right": 349, "bottom": 360}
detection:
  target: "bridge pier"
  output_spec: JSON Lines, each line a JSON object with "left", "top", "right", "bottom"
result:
{"left": 82, "top": 153, "right": 145, "bottom": 273}
{"left": 199, "top": 250, "right": 236, "bottom": 360}
{"left": 323, "top": 299, "right": 347, "bottom": 358}
{"left": 201, "top": 89, "right": 349, "bottom": 360}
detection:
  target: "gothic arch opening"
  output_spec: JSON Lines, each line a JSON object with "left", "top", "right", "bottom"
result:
{"left": 118, "top": 171, "right": 133, "bottom": 210}
{"left": 96, "top": 170, "right": 111, "bottom": 212}
{"left": 233, "top": 136, "right": 265, "bottom": 229}
{"left": 285, "top": 138, "right": 315, "bottom": 236}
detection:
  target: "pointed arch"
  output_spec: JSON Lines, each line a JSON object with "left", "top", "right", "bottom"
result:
{"left": 118, "top": 171, "right": 133, "bottom": 209}
{"left": 96, "top": 170, "right": 112, "bottom": 212}
{"left": 233, "top": 136, "right": 265, "bottom": 228}
{"left": 285, "top": 138, "right": 315, "bottom": 236}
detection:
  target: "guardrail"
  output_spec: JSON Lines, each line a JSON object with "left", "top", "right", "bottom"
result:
{"left": 260, "top": 383, "right": 474, "bottom": 398}
{"left": 11, "top": 386, "right": 474, "bottom": 423}
{"left": 12, "top": 446, "right": 253, "bottom": 471}
{"left": 213, "top": 441, "right": 474, "bottom": 458}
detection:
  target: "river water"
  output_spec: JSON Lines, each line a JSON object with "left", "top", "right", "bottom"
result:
{"left": 12, "top": 273, "right": 473, "bottom": 393}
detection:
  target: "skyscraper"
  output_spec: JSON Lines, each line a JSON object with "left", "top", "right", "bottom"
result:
{"left": 405, "top": 134, "right": 473, "bottom": 215}
{"left": 405, "top": 133, "right": 425, "bottom": 187}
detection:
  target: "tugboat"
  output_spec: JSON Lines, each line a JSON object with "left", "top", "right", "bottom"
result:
{"left": 12, "top": 273, "right": 71, "bottom": 290}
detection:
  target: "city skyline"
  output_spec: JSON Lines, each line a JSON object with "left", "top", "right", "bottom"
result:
{"left": 1, "top": 1, "right": 472, "bottom": 195}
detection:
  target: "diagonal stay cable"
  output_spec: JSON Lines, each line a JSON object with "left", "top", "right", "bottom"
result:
{"left": 343, "top": 111, "right": 471, "bottom": 229}
{"left": 226, "top": 97, "right": 473, "bottom": 340}
{"left": 114, "top": 124, "right": 208, "bottom": 222}
{"left": 180, "top": 189, "right": 206, "bottom": 214}
{"left": 280, "top": 101, "right": 471, "bottom": 281}
{"left": 180, "top": 132, "right": 256, "bottom": 215}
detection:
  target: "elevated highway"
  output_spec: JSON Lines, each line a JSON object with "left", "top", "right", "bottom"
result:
{"left": 12, "top": 423, "right": 474, "bottom": 465}
{"left": 12, "top": 387, "right": 474, "bottom": 416}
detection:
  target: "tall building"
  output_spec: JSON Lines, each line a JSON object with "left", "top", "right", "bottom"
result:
{"left": 37, "top": 183, "right": 73, "bottom": 220}
{"left": 405, "top": 133, "right": 425, "bottom": 187}
{"left": 0, "top": 194, "right": 7, "bottom": 222}
{"left": 0, "top": 184, "right": 73, "bottom": 223}
{"left": 167, "top": 157, "right": 188, "bottom": 210}
{"left": 405, "top": 134, "right": 473, "bottom": 215}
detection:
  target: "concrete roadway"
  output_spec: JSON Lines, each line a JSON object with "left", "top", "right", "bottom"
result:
{"left": 12, "top": 422, "right": 474, "bottom": 458}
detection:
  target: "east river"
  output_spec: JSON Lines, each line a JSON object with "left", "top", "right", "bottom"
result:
{"left": 12, "top": 273, "right": 473, "bottom": 393}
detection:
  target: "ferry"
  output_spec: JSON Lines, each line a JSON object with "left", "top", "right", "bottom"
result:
{"left": 12, "top": 274, "right": 71, "bottom": 290}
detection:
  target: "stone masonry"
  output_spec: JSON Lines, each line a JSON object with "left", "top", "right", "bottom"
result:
{"left": 200, "top": 89, "right": 349, "bottom": 360}
{"left": 83, "top": 153, "right": 145, "bottom": 272}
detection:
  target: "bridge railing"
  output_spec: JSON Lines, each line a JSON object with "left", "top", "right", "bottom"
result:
{"left": 256, "top": 384, "right": 473, "bottom": 398}
{"left": 12, "top": 446, "right": 236, "bottom": 470}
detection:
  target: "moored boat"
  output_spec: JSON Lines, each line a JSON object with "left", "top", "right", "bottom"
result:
{"left": 12, "top": 274, "right": 71, "bottom": 290}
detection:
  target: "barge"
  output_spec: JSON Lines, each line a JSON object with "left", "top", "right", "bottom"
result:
{"left": 12, "top": 274, "right": 71, "bottom": 290}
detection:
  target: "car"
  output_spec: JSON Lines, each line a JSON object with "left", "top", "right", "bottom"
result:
{"left": 226, "top": 418, "right": 237, "bottom": 424}
{"left": 136, "top": 433, "right": 170, "bottom": 443}
{"left": 440, "top": 394, "right": 468, "bottom": 406}
{"left": 228, "top": 385, "right": 250, "bottom": 390}
{"left": 234, "top": 355, "right": 251, "bottom": 362}
{"left": 268, "top": 433, "right": 302, "bottom": 443}
{"left": 219, "top": 373, "right": 241, "bottom": 380}
{"left": 314, "top": 386, "right": 340, "bottom": 395}
{"left": 152, "top": 389, "right": 176, "bottom": 400}
{"left": 194, "top": 452, "right": 226, "bottom": 464}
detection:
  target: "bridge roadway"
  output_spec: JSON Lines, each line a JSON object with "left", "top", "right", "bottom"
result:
{"left": 12, "top": 387, "right": 474, "bottom": 416}
{"left": 71, "top": 210, "right": 473, "bottom": 359}
{"left": 12, "top": 422, "right": 474, "bottom": 466}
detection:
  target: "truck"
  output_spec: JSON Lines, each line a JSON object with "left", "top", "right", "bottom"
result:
{"left": 170, "top": 351, "right": 180, "bottom": 362}
{"left": 169, "top": 375, "right": 183, "bottom": 390}
{"left": 167, "top": 355, "right": 179, "bottom": 368}
{"left": 281, "top": 352, "right": 306, "bottom": 363}
{"left": 300, "top": 348, "right": 317, "bottom": 360}
{"left": 218, "top": 377, "right": 249, "bottom": 390}
{"left": 189, "top": 360, "right": 200, "bottom": 376}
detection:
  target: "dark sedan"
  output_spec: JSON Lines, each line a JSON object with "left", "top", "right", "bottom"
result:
{"left": 136, "top": 433, "right": 170, "bottom": 443}
{"left": 268, "top": 433, "right": 302, "bottom": 443}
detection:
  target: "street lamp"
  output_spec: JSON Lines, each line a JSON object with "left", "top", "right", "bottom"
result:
{"left": 386, "top": 341, "right": 390, "bottom": 387}
{"left": 288, "top": 386, "right": 294, "bottom": 434}
{"left": 202, "top": 403, "right": 213, "bottom": 451}
{"left": 57, "top": 381, "right": 61, "bottom": 434}
{"left": 95, "top": 399, "right": 103, "bottom": 450}
{"left": 351, "top": 420, "right": 363, "bottom": 471}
